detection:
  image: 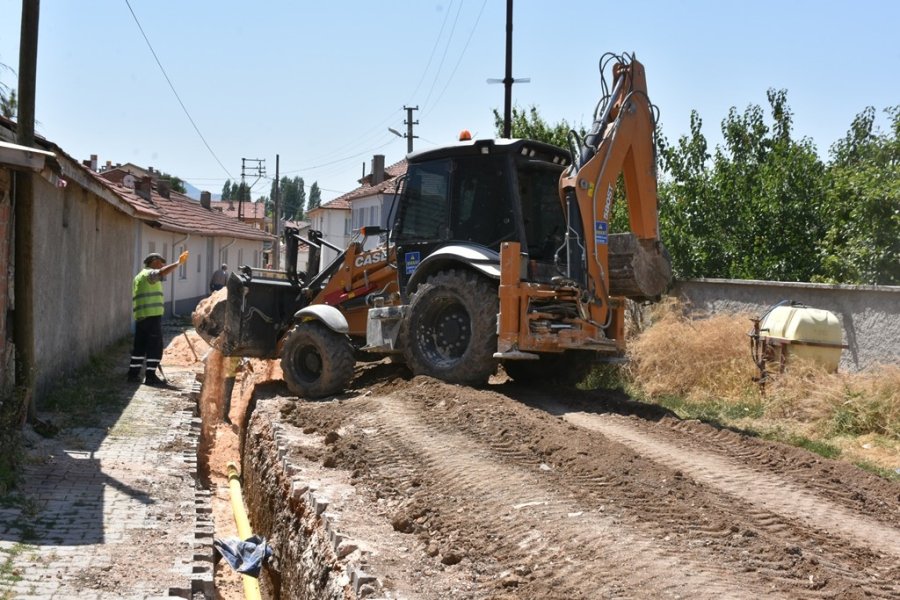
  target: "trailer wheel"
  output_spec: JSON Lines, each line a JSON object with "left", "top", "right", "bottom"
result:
{"left": 503, "top": 352, "right": 596, "bottom": 387}
{"left": 403, "top": 270, "right": 497, "bottom": 385}
{"left": 281, "top": 321, "right": 355, "bottom": 398}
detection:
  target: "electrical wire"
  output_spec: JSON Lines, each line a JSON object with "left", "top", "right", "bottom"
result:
{"left": 123, "top": 0, "right": 234, "bottom": 180}
{"left": 407, "top": 0, "right": 455, "bottom": 103}
{"left": 421, "top": 0, "right": 465, "bottom": 112}
{"left": 423, "top": 0, "right": 489, "bottom": 119}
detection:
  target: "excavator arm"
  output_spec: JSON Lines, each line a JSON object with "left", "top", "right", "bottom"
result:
{"left": 559, "top": 53, "right": 671, "bottom": 322}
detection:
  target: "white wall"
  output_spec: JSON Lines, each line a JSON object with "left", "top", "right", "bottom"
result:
{"left": 135, "top": 227, "right": 266, "bottom": 317}
{"left": 309, "top": 208, "right": 350, "bottom": 268}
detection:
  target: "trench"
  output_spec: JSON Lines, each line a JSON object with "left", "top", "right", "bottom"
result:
{"left": 196, "top": 352, "right": 358, "bottom": 599}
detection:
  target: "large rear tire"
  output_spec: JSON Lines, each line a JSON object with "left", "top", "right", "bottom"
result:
{"left": 281, "top": 321, "right": 355, "bottom": 398}
{"left": 403, "top": 270, "right": 498, "bottom": 385}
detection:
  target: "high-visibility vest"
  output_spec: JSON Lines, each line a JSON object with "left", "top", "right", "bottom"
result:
{"left": 133, "top": 269, "right": 164, "bottom": 320}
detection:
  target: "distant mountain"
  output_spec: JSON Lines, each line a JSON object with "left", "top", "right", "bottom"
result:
{"left": 183, "top": 181, "right": 220, "bottom": 201}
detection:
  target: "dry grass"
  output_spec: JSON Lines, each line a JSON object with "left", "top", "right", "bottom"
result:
{"left": 626, "top": 299, "right": 759, "bottom": 404}
{"left": 619, "top": 299, "right": 900, "bottom": 474}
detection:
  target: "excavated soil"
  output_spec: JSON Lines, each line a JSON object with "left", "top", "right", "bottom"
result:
{"left": 244, "top": 361, "right": 900, "bottom": 599}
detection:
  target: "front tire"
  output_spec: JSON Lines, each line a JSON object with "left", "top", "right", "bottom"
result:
{"left": 403, "top": 270, "right": 498, "bottom": 385}
{"left": 281, "top": 321, "right": 355, "bottom": 398}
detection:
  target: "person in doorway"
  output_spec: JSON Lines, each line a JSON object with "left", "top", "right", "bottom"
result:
{"left": 128, "top": 251, "right": 189, "bottom": 385}
{"left": 209, "top": 263, "right": 228, "bottom": 293}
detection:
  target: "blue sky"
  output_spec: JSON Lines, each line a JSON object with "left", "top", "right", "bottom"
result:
{"left": 1, "top": 1, "right": 898, "bottom": 204}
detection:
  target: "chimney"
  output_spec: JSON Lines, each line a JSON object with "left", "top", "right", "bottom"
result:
{"left": 158, "top": 180, "right": 170, "bottom": 199}
{"left": 136, "top": 175, "right": 154, "bottom": 201}
{"left": 90, "top": 154, "right": 98, "bottom": 172}
{"left": 372, "top": 154, "right": 385, "bottom": 185}
{"left": 200, "top": 191, "right": 211, "bottom": 209}
{"left": 104, "top": 160, "right": 112, "bottom": 172}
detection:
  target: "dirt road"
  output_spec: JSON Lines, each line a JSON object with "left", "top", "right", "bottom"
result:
{"left": 246, "top": 362, "right": 900, "bottom": 599}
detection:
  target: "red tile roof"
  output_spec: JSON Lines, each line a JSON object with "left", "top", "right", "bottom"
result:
{"left": 95, "top": 173, "right": 271, "bottom": 241}
{"left": 328, "top": 158, "right": 408, "bottom": 206}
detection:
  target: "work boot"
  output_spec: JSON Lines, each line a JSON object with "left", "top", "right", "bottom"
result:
{"left": 143, "top": 371, "right": 164, "bottom": 387}
{"left": 126, "top": 369, "right": 141, "bottom": 383}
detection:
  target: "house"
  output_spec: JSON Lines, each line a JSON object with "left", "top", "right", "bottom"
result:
{"left": 0, "top": 114, "right": 271, "bottom": 404}
{"left": 310, "top": 154, "right": 407, "bottom": 267}
{"left": 207, "top": 197, "right": 269, "bottom": 231}
{"left": 305, "top": 196, "right": 352, "bottom": 268}
{"left": 93, "top": 169, "right": 272, "bottom": 317}
{"left": 1, "top": 118, "right": 145, "bottom": 402}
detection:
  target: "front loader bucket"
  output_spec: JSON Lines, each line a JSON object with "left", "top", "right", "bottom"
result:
{"left": 221, "top": 272, "right": 282, "bottom": 358}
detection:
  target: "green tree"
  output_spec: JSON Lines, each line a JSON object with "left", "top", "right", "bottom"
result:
{"left": 658, "top": 90, "right": 826, "bottom": 281}
{"left": 657, "top": 111, "right": 718, "bottom": 278}
{"left": 818, "top": 106, "right": 900, "bottom": 284}
{"left": 307, "top": 182, "right": 322, "bottom": 212}
{"left": 221, "top": 179, "right": 233, "bottom": 201}
{"left": 0, "top": 59, "right": 15, "bottom": 119}
{"left": 159, "top": 172, "right": 186, "bottom": 194}
{"left": 493, "top": 104, "right": 584, "bottom": 149}
{"left": 273, "top": 176, "right": 306, "bottom": 221}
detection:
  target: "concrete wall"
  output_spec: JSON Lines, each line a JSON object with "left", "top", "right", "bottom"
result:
{"left": 33, "top": 175, "right": 135, "bottom": 401}
{"left": 672, "top": 278, "right": 900, "bottom": 373}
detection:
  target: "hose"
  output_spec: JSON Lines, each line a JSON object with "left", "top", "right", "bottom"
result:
{"left": 226, "top": 462, "right": 262, "bottom": 600}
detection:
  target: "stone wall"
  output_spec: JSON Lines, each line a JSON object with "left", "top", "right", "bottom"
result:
{"left": 241, "top": 388, "right": 378, "bottom": 599}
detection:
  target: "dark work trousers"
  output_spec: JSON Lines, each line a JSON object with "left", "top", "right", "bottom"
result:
{"left": 129, "top": 316, "right": 163, "bottom": 378}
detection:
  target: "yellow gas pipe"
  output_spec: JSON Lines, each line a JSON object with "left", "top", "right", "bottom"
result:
{"left": 226, "top": 461, "right": 262, "bottom": 600}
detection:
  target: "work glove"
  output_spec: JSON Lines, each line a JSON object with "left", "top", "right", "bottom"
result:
{"left": 179, "top": 250, "right": 190, "bottom": 265}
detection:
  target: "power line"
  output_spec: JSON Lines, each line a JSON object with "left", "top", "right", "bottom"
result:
{"left": 424, "top": 0, "right": 489, "bottom": 118}
{"left": 123, "top": 0, "right": 234, "bottom": 180}
{"left": 407, "top": 0, "right": 455, "bottom": 103}
{"left": 422, "top": 0, "right": 465, "bottom": 112}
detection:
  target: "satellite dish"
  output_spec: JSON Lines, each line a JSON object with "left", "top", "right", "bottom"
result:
{"left": 123, "top": 174, "right": 135, "bottom": 189}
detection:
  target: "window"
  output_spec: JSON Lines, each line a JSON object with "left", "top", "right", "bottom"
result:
{"left": 197, "top": 254, "right": 202, "bottom": 273}
{"left": 447, "top": 155, "right": 515, "bottom": 247}
{"left": 238, "top": 248, "right": 244, "bottom": 267}
{"left": 397, "top": 159, "right": 450, "bottom": 241}
{"left": 344, "top": 216, "right": 351, "bottom": 235}
{"left": 222, "top": 249, "right": 229, "bottom": 267}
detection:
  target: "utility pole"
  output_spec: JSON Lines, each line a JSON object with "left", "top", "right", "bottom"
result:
{"left": 273, "top": 154, "right": 280, "bottom": 269}
{"left": 239, "top": 158, "right": 266, "bottom": 221}
{"left": 488, "top": 0, "right": 529, "bottom": 138}
{"left": 14, "top": 0, "right": 40, "bottom": 424}
{"left": 403, "top": 105, "right": 419, "bottom": 153}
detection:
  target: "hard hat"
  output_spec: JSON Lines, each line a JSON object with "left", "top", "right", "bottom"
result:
{"left": 458, "top": 129, "right": 472, "bottom": 141}
{"left": 221, "top": 263, "right": 228, "bottom": 269}
{"left": 144, "top": 252, "right": 165, "bottom": 266}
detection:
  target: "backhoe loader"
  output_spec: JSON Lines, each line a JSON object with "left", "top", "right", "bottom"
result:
{"left": 195, "top": 52, "right": 671, "bottom": 397}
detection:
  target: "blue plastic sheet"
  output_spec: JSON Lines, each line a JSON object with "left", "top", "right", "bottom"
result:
{"left": 213, "top": 535, "right": 272, "bottom": 577}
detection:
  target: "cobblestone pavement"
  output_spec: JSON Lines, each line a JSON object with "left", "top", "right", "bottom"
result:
{"left": 0, "top": 367, "right": 211, "bottom": 600}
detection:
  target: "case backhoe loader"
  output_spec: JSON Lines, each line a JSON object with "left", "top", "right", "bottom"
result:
{"left": 195, "top": 52, "right": 671, "bottom": 397}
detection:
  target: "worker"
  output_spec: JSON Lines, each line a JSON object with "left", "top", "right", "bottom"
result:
{"left": 128, "top": 250, "right": 189, "bottom": 385}
{"left": 209, "top": 263, "right": 228, "bottom": 293}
